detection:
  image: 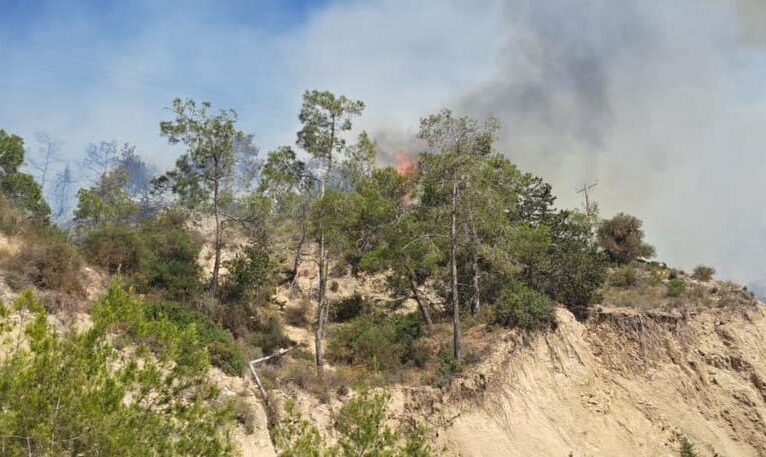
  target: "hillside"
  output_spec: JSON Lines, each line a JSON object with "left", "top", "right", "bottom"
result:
{"left": 3, "top": 222, "right": 766, "bottom": 456}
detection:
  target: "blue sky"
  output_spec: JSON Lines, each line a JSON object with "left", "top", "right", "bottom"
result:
{"left": 3, "top": 0, "right": 766, "bottom": 283}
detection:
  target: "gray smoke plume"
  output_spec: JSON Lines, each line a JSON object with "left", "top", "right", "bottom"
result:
{"left": 449, "top": 0, "right": 766, "bottom": 282}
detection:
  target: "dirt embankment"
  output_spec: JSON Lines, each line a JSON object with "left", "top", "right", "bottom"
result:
{"left": 396, "top": 303, "right": 766, "bottom": 457}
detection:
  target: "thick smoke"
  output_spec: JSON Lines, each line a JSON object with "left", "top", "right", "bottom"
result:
{"left": 449, "top": 0, "right": 766, "bottom": 281}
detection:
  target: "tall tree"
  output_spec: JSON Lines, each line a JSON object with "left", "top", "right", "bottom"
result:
{"left": 296, "top": 90, "right": 364, "bottom": 375}
{"left": 417, "top": 109, "right": 499, "bottom": 362}
{"left": 155, "top": 98, "right": 257, "bottom": 294}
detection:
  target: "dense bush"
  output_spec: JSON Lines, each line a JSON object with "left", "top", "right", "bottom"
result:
{"left": 220, "top": 242, "right": 276, "bottom": 306}
{"left": 81, "top": 213, "right": 203, "bottom": 301}
{"left": 610, "top": 266, "right": 638, "bottom": 287}
{"left": 330, "top": 294, "right": 371, "bottom": 322}
{"left": 82, "top": 224, "right": 146, "bottom": 273}
{"left": 329, "top": 313, "right": 426, "bottom": 371}
{"left": 4, "top": 227, "right": 84, "bottom": 296}
{"left": 145, "top": 301, "right": 245, "bottom": 375}
{"left": 139, "top": 216, "right": 203, "bottom": 301}
{"left": 597, "top": 213, "right": 656, "bottom": 264}
{"left": 521, "top": 211, "right": 607, "bottom": 319}
{"left": 692, "top": 265, "right": 715, "bottom": 282}
{"left": 667, "top": 278, "right": 686, "bottom": 297}
{"left": 492, "top": 282, "right": 555, "bottom": 330}
{"left": 0, "top": 285, "right": 235, "bottom": 456}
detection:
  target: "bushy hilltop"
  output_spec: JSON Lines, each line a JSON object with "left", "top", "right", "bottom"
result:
{"left": 0, "top": 91, "right": 763, "bottom": 456}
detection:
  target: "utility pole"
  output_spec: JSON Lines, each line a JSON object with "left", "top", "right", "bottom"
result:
{"left": 576, "top": 181, "right": 598, "bottom": 217}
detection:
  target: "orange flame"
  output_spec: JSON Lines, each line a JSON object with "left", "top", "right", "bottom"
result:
{"left": 395, "top": 153, "right": 416, "bottom": 176}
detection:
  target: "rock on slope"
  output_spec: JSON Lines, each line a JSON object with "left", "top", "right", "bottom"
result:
{"left": 404, "top": 304, "right": 766, "bottom": 456}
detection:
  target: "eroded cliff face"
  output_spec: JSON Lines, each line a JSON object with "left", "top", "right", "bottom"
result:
{"left": 398, "top": 303, "right": 766, "bottom": 457}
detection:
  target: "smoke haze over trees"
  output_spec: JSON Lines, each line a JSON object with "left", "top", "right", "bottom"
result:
{"left": 3, "top": 0, "right": 766, "bottom": 282}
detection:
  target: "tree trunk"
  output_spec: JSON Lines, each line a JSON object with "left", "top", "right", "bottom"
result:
{"left": 315, "top": 228, "right": 328, "bottom": 376}
{"left": 410, "top": 277, "right": 434, "bottom": 333}
{"left": 211, "top": 174, "right": 222, "bottom": 295}
{"left": 468, "top": 208, "right": 481, "bottom": 317}
{"left": 314, "top": 115, "right": 336, "bottom": 377}
{"left": 289, "top": 220, "right": 307, "bottom": 293}
{"left": 471, "top": 259, "right": 480, "bottom": 316}
{"left": 451, "top": 177, "right": 461, "bottom": 362}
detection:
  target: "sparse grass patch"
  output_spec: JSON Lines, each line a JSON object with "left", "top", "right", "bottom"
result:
{"left": 3, "top": 226, "right": 84, "bottom": 296}
{"left": 284, "top": 299, "right": 311, "bottom": 327}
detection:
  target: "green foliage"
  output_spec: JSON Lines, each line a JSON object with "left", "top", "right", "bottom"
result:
{"left": 0, "top": 285, "right": 235, "bottom": 456}
{"left": 139, "top": 214, "right": 203, "bottom": 301}
{"left": 82, "top": 224, "right": 146, "bottom": 273}
{"left": 221, "top": 242, "right": 277, "bottom": 305}
{"left": 667, "top": 278, "right": 686, "bottom": 297}
{"left": 74, "top": 164, "right": 140, "bottom": 229}
{"left": 680, "top": 437, "right": 698, "bottom": 457}
{"left": 0, "top": 129, "right": 25, "bottom": 173}
{"left": 273, "top": 391, "right": 431, "bottom": 457}
{"left": 81, "top": 212, "right": 203, "bottom": 301}
{"left": 598, "top": 213, "right": 656, "bottom": 264}
{"left": 0, "top": 130, "right": 50, "bottom": 218}
{"left": 329, "top": 313, "right": 426, "bottom": 371}
{"left": 144, "top": 301, "right": 245, "bottom": 376}
{"left": 692, "top": 265, "right": 715, "bottom": 282}
{"left": 0, "top": 172, "right": 51, "bottom": 217}
{"left": 492, "top": 282, "right": 555, "bottom": 330}
{"left": 296, "top": 90, "right": 365, "bottom": 166}
{"left": 522, "top": 210, "right": 607, "bottom": 318}
{"left": 611, "top": 266, "right": 638, "bottom": 287}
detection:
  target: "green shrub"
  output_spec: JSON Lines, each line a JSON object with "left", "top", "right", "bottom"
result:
{"left": 273, "top": 391, "right": 431, "bottom": 457}
{"left": 0, "top": 285, "right": 235, "bottom": 456}
{"left": 679, "top": 437, "right": 698, "bottom": 457}
{"left": 330, "top": 294, "right": 370, "bottom": 322}
{"left": 493, "top": 282, "right": 555, "bottom": 330}
{"left": 692, "top": 265, "right": 715, "bottom": 282}
{"left": 434, "top": 354, "right": 462, "bottom": 388}
{"left": 82, "top": 225, "right": 146, "bottom": 274}
{"left": 329, "top": 313, "right": 425, "bottom": 371}
{"left": 610, "top": 266, "right": 638, "bottom": 287}
{"left": 145, "top": 301, "right": 245, "bottom": 375}
{"left": 139, "top": 216, "right": 203, "bottom": 301}
{"left": 667, "top": 278, "right": 686, "bottom": 297}
{"left": 220, "top": 243, "right": 276, "bottom": 306}
{"left": 597, "top": 213, "right": 655, "bottom": 264}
